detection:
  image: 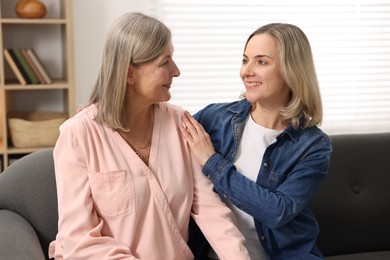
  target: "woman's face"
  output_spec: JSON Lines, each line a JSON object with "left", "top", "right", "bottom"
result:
{"left": 128, "top": 41, "right": 180, "bottom": 105}
{"left": 240, "top": 33, "right": 290, "bottom": 107}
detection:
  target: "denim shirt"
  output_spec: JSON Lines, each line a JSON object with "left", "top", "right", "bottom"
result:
{"left": 193, "top": 99, "right": 332, "bottom": 260}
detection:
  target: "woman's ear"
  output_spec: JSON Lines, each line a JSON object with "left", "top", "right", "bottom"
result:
{"left": 127, "top": 66, "right": 134, "bottom": 85}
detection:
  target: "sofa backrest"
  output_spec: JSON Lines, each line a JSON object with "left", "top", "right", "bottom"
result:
{"left": 0, "top": 149, "right": 57, "bottom": 260}
{"left": 309, "top": 133, "right": 390, "bottom": 256}
{"left": 1, "top": 133, "right": 389, "bottom": 258}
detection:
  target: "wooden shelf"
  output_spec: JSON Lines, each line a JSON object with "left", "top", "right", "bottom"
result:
{"left": 3, "top": 81, "right": 70, "bottom": 90}
{"left": 0, "top": 18, "right": 66, "bottom": 24}
{"left": 0, "top": 0, "right": 75, "bottom": 170}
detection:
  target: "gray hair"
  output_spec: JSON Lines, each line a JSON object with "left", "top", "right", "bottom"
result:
{"left": 89, "top": 12, "right": 171, "bottom": 130}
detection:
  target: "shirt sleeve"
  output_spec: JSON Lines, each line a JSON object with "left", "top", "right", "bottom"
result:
{"left": 51, "top": 122, "right": 138, "bottom": 260}
{"left": 189, "top": 154, "right": 250, "bottom": 260}
{"left": 202, "top": 136, "right": 332, "bottom": 229}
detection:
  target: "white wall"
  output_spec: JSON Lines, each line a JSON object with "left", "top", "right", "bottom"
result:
{"left": 72, "top": 1, "right": 149, "bottom": 108}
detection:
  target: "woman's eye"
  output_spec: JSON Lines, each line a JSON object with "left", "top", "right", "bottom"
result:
{"left": 160, "top": 59, "right": 169, "bottom": 66}
{"left": 242, "top": 59, "right": 248, "bottom": 65}
{"left": 257, "top": 60, "right": 266, "bottom": 65}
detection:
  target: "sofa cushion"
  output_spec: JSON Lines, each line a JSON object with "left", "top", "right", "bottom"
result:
{"left": 310, "top": 133, "right": 390, "bottom": 257}
{"left": 0, "top": 149, "right": 57, "bottom": 259}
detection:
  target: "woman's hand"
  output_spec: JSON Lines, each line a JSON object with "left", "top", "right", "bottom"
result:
{"left": 180, "top": 111, "right": 215, "bottom": 166}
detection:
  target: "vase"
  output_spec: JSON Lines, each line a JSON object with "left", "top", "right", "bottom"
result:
{"left": 15, "top": 0, "right": 47, "bottom": 19}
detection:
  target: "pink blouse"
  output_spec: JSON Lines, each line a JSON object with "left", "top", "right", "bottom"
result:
{"left": 49, "top": 102, "right": 249, "bottom": 260}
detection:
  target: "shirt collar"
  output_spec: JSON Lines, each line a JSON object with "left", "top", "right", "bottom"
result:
{"left": 229, "top": 98, "right": 302, "bottom": 143}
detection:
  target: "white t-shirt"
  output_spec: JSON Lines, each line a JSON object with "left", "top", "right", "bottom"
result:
{"left": 209, "top": 114, "right": 283, "bottom": 260}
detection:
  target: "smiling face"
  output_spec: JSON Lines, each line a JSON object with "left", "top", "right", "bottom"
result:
{"left": 240, "top": 33, "right": 291, "bottom": 108}
{"left": 128, "top": 41, "right": 180, "bottom": 106}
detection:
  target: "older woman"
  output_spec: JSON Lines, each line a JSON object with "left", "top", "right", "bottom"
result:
{"left": 49, "top": 12, "right": 249, "bottom": 260}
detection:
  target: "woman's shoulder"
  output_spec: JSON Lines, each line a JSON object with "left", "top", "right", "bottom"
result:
{"left": 294, "top": 125, "right": 332, "bottom": 146}
{"left": 158, "top": 102, "right": 185, "bottom": 112}
{"left": 307, "top": 125, "right": 331, "bottom": 140}
{"left": 59, "top": 104, "right": 97, "bottom": 133}
{"left": 194, "top": 99, "right": 248, "bottom": 121}
{"left": 157, "top": 102, "right": 186, "bottom": 118}
{"left": 201, "top": 100, "right": 242, "bottom": 111}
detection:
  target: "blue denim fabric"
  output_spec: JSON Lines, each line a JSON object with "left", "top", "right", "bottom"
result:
{"left": 194, "top": 99, "right": 332, "bottom": 260}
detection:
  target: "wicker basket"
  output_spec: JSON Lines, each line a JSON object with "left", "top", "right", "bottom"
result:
{"left": 8, "top": 111, "right": 67, "bottom": 148}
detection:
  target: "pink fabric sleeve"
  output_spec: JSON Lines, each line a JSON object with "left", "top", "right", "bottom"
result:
{"left": 190, "top": 155, "right": 250, "bottom": 260}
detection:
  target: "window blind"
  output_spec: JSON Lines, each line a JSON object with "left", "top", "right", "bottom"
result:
{"left": 147, "top": 0, "right": 390, "bottom": 135}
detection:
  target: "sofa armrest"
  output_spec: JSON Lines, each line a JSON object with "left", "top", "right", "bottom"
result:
{"left": 0, "top": 209, "right": 45, "bottom": 260}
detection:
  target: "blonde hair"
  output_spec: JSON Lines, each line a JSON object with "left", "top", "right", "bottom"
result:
{"left": 89, "top": 12, "right": 171, "bottom": 130}
{"left": 244, "top": 23, "right": 322, "bottom": 129}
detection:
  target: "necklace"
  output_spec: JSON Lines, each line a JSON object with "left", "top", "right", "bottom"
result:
{"left": 133, "top": 138, "right": 151, "bottom": 150}
{"left": 121, "top": 109, "right": 153, "bottom": 164}
{"left": 134, "top": 151, "right": 150, "bottom": 163}
{"left": 132, "top": 139, "right": 151, "bottom": 163}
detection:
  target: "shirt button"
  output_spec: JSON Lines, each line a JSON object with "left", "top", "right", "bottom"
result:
{"left": 223, "top": 194, "right": 228, "bottom": 199}
{"left": 207, "top": 175, "right": 211, "bottom": 179}
{"left": 261, "top": 236, "right": 266, "bottom": 241}
{"left": 263, "top": 162, "right": 269, "bottom": 168}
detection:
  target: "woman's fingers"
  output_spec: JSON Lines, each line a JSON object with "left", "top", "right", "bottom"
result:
{"left": 182, "top": 111, "right": 206, "bottom": 135}
{"left": 180, "top": 112, "right": 195, "bottom": 144}
{"left": 180, "top": 111, "right": 215, "bottom": 166}
{"left": 182, "top": 111, "right": 197, "bottom": 133}
{"left": 180, "top": 124, "right": 191, "bottom": 143}
{"left": 184, "top": 111, "right": 198, "bottom": 128}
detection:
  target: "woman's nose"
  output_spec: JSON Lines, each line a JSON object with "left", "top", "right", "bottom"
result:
{"left": 241, "top": 62, "right": 254, "bottom": 77}
{"left": 171, "top": 61, "right": 180, "bottom": 77}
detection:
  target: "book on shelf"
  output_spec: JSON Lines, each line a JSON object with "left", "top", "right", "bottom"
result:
{"left": 3, "top": 48, "right": 53, "bottom": 85}
{"left": 7, "top": 49, "right": 32, "bottom": 84}
{"left": 26, "top": 48, "right": 52, "bottom": 84}
{"left": 13, "top": 48, "right": 40, "bottom": 84}
{"left": 3, "top": 49, "right": 27, "bottom": 85}
{"left": 22, "top": 48, "right": 46, "bottom": 84}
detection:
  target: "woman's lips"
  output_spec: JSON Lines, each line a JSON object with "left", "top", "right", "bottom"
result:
{"left": 245, "top": 82, "right": 261, "bottom": 88}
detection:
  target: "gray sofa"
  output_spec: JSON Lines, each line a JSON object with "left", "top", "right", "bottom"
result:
{"left": 0, "top": 133, "right": 389, "bottom": 260}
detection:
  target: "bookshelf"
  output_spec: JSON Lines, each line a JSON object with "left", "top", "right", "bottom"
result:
{"left": 0, "top": 0, "right": 75, "bottom": 169}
